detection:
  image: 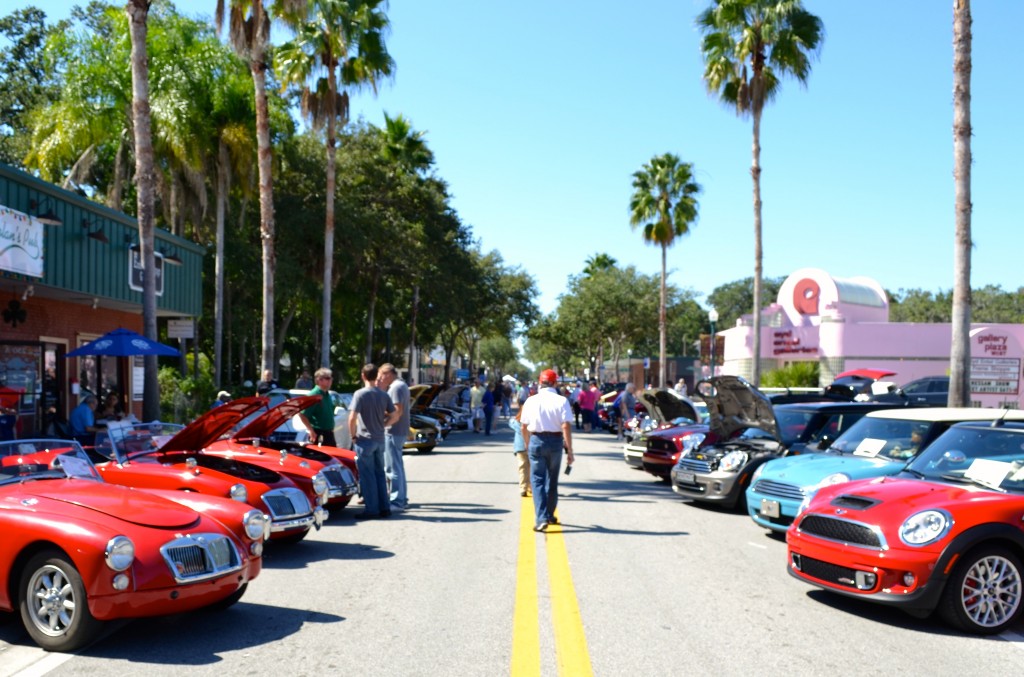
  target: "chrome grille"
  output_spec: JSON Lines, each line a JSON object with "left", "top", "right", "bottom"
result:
{"left": 798, "top": 515, "right": 885, "bottom": 549}
{"left": 677, "top": 458, "right": 712, "bottom": 473}
{"left": 262, "top": 487, "right": 312, "bottom": 519}
{"left": 161, "top": 533, "right": 242, "bottom": 583}
{"left": 753, "top": 479, "right": 806, "bottom": 501}
{"left": 322, "top": 466, "right": 358, "bottom": 493}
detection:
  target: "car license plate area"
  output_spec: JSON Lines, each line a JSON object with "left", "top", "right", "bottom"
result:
{"left": 677, "top": 471, "right": 696, "bottom": 485}
{"left": 760, "top": 498, "right": 780, "bottom": 518}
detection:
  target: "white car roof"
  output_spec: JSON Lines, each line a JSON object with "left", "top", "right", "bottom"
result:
{"left": 864, "top": 407, "right": 1024, "bottom": 423}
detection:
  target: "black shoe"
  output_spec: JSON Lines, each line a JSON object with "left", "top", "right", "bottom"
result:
{"left": 547, "top": 516, "right": 559, "bottom": 525}
{"left": 380, "top": 511, "right": 392, "bottom": 518}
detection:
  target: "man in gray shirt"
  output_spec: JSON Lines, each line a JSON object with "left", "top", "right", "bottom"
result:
{"left": 349, "top": 363, "right": 399, "bottom": 519}
{"left": 377, "top": 363, "right": 410, "bottom": 511}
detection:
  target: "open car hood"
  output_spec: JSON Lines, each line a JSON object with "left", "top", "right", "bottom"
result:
{"left": 636, "top": 389, "right": 699, "bottom": 424}
{"left": 696, "top": 376, "right": 779, "bottom": 441}
{"left": 435, "top": 385, "right": 468, "bottom": 408}
{"left": 160, "top": 396, "right": 268, "bottom": 451}
{"left": 232, "top": 395, "right": 322, "bottom": 439}
{"left": 409, "top": 384, "right": 443, "bottom": 409}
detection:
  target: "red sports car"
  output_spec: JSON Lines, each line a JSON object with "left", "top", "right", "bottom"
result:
{"left": 92, "top": 399, "right": 326, "bottom": 543}
{"left": 0, "top": 439, "right": 265, "bottom": 652}
{"left": 206, "top": 396, "right": 359, "bottom": 508}
{"left": 787, "top": 419, "right": 1024, "bottom": 634}
{"left": 641, "top": 423, "right": 711, "bottom": 481}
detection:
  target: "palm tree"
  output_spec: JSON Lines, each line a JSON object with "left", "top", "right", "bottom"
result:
{"left": 124, "top": 0, "right": 162, "bottom": 421}
{"left": 216, "top": 0, "right": 303, "bottom": 377}
{"left": 697, "top": 0, "right": 823, "bottom": 386}
{"left": 950, "top": 0, "right": 972, "bottom": 407}
{"left": 583, "top": 253, "right": 617, "bottom": 277}
{"left": 629, "top": 153, "right": 701, "bottom": 389}
{"left": 381, "top": 112, "right": 432, "bottom": 171}
{"left": 276, "top": 0, "right": 394, "bottom": 369}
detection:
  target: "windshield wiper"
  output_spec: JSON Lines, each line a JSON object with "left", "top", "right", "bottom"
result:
{"left": 902, "top": 467, "right": 927, "bottom": 479}
{"left": 940, "top": 473, "right": 1007, "bottom": 493}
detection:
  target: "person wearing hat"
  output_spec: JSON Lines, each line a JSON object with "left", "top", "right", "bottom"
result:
{"left": 211, "top": 390, "right": 232, "bottom": 409}
{"left": 519, "top": 369, "right": 574, "bottom": 532}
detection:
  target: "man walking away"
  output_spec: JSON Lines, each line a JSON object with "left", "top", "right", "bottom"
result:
{"left": 520, "top": 369, "right": 574, "bottom": 532}
{"left": 377, "top": 363, "right": 410, "bottom": 511}
{"left": 349, "top": 364, "right": 399, "bottom": 520}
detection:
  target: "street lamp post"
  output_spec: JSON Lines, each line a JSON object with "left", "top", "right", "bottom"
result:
{"left": 708, "top": 309, "right": 719, "bottom": 376}
{"left": 383, "top": 318, "right": 392, "bottom": 364}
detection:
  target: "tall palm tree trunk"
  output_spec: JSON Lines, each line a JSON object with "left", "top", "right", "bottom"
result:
{"left": 214, "top": 140, "right": 228, "bottom": 388}
{"left": 750, "top": 107, "right": 764, "bottom": 387}
{"left": 126, "top": 0, "right": 159, "bottom": 421}
{"left": 659, "top": 243, "right": 667, "bottom": 388}
{"left": 950, "top": 0, "right": 973, "bottom": 406}
{"left": 252, "top": 54, "right": 277, "bottom": 376}
{"left": 321, "top": 77, "right": 338, "bottom": 369}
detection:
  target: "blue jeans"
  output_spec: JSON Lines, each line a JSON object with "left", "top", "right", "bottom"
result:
{"left": 527, "top": 434, "right": 564, "bottom": 525}
{"left": 384, "top": 432, "right": 408, "bottom": 508}
{"left": 484, "top": 408, "right": 494, "bottom": 435}
{"left": 354, "top": 437, "right": 388, "bottom": 515}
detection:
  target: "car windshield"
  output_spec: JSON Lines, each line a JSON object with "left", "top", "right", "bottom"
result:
{"left": 0, "top": 439, "right": 103, "bottom": 484}
{"left": 774, "top": 409, "right": 814, "bottom": 446}
{"left": 94, "top": 421, "right": 185, "bottom": 462}
{"left": 905, "top": 426, "right": 1024, "bottom": 492}
{"left": 829, "top": 417, "right": 926, "bottom": 461}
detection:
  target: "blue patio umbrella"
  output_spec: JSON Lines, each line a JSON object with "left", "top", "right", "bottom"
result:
{"left": 66, "top": 327, "right": 180, "bottom": 357}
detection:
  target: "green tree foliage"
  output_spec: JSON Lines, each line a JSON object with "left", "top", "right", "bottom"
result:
{"left": 761, "top": 361, "right": 819, "bottom": 388}
{"left": 0, "top": 7, "right": 59, "bottom": 166}
{"left": 706, "top": 276, "right": 785, "bottom": 329}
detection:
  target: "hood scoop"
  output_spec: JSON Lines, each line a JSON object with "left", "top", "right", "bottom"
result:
{"left": 830, "top": 494, "right": 879, "bottom": 511}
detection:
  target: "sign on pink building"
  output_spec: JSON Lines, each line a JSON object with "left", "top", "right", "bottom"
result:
{"left": 717, "top": 268, "right": 1022, "bottom": 408}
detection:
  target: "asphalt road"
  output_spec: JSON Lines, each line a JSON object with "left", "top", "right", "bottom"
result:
{"left": 3, "top": 421, "right": 1024, "bottom": 676}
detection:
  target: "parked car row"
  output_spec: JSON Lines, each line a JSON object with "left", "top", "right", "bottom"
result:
{"left": 628, "top": 375, "right": 1024, "bottom": 634}
{"left": 1, "top": 385, "right": 465, "bottom": 652}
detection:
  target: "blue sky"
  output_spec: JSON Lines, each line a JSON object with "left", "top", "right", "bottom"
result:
{"left": 36, "top": 1, "right": 1024, "bottom": 315}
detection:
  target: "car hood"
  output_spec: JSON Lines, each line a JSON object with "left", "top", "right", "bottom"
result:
{"left": 233, "top": 395, "right": 322, "bottom": 439}
{"left": 636, "top": 389, "right": 699, "bottom": 424}
{"left": 435, "top": 385, "right": 467, "bottom": 407}
{"left": 759, "top": 453, "right": 904, "bottom": 487}
{"left": 410, "top": 384, "right": 443, "bottom": 409}
{"left": 814, "top": 475, "right": 1014, "bottom": 517}
{"left": 19, "top": 481, "right": 200, "bottom": 529}
{"left": 696, "top": 376, "right": 779, "bottom": 441}
{"left": 161, "top": 396, "right": 268, "bottom": 451}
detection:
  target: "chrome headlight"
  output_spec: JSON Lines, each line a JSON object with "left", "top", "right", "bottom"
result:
{"left": 796, "top": 496, "right": 812, "bottom": 517}
{"left": 816, "top": 473, "right": 851, "bottom": 489}
{"left": 900, "top": 509, "right": 952, "bottom": 546}
{"left": 243, "top": 509, "right": 268, "bottom": 540}
{"left": 679, "top": 433, "right": 705, "bottom": 453}
{"left": 312, "top": 472, "right": 329, "bottom": 497}
{"left": 229, "top": 483, "right": 248, "bottom": 502}
{"left": 719, "top": 450, "right": 748, "bottom": 473}
{"left": 751, "top": 463, "right": 767, "bottom": 482}
{"left": 104, "top": 535, "right": 135, "bottom": 571}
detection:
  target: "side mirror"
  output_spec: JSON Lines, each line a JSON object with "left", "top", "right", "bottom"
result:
{"left": 818, "top": 434, "right": 835, "bottom": 450}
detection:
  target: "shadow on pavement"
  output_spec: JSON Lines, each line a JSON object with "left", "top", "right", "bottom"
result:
{"left": 261, "top": 538, "right": 393, "bottom": 570}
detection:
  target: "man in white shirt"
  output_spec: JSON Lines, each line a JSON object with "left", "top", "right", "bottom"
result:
{"left": 520, "top": 369, "right": 575, "bottom": 532}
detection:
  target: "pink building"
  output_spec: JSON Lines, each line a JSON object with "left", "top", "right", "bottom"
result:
{"left": 717, "top": 268, "right": 1023, "bottom": 409}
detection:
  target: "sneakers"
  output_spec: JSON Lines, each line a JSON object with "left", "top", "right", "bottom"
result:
{"left": 520, "top": 490, "right": 529, "bottom": 497}
{"left": 533, "top": 522, "right": 548, "bottom": 532}
{"left": 546, "top": 516, "right": 559, "bottom": 525}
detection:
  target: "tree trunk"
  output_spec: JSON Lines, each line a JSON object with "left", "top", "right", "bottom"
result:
{"left": 321, "top": 67, "right": 338, "bottom": 369}
{"left": 214, "top": 140, "right": 228, "bottom": 388}
{"left": 659, "top": 242, "right": 667, "bottom": 388}
{"left": 950, "top": 0, "right": 973, "bottom": 407}
{"left": 364, "top": 267, "right": 380, "bottom": 363}
{"left": 409, "top": 284, "right": 419, "bottom": 384}
{"left": 126, "top": 0, "right": 159, "bottom": 421}
{"left": 252, "top": 47, "right": 277, "bottom": 376}
{"left": 750, "top": 106, "right": 764, "bottom": 387}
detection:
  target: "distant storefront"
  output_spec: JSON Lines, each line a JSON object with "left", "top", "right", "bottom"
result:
{"left": 717, "top": 267, "right": 1023, "bottom": 409}
{"left": 0, "top": 162, "right": 203, "bottom": 435}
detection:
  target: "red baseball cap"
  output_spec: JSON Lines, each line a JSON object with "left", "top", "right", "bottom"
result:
{"left": 539, "top": 369, "right": 558, "bottom": 385}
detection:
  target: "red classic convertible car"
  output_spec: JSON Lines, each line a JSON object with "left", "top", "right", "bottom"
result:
{"left": 787, "top": 418, "right": 1024, "bottom": 634}
{"left": 206, "top": 396, "right": 359, "bottom": 508}
{"left": 0, "top": 439, "right": 266, "bottom": 652}
{"left": 92, "top": 400, "right": 326, "bottom": 543}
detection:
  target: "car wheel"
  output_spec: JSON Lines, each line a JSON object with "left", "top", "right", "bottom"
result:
{"left": 19, "top": 549, "right": 103, "bottom": 652}
{"left": 419, "top": 445, "right": 435, "bottom": 454}
{"left": 939, "top": 546, "right": 1024, "bottom": 634}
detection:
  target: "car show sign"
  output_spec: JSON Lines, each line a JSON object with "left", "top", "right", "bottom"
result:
{"left": 0, "top": 206, "right": 44, "bottom": 277}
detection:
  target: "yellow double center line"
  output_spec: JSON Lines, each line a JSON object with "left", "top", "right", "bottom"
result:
{"left": 511, "top": 498, "right": 593, "bottom": 676}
